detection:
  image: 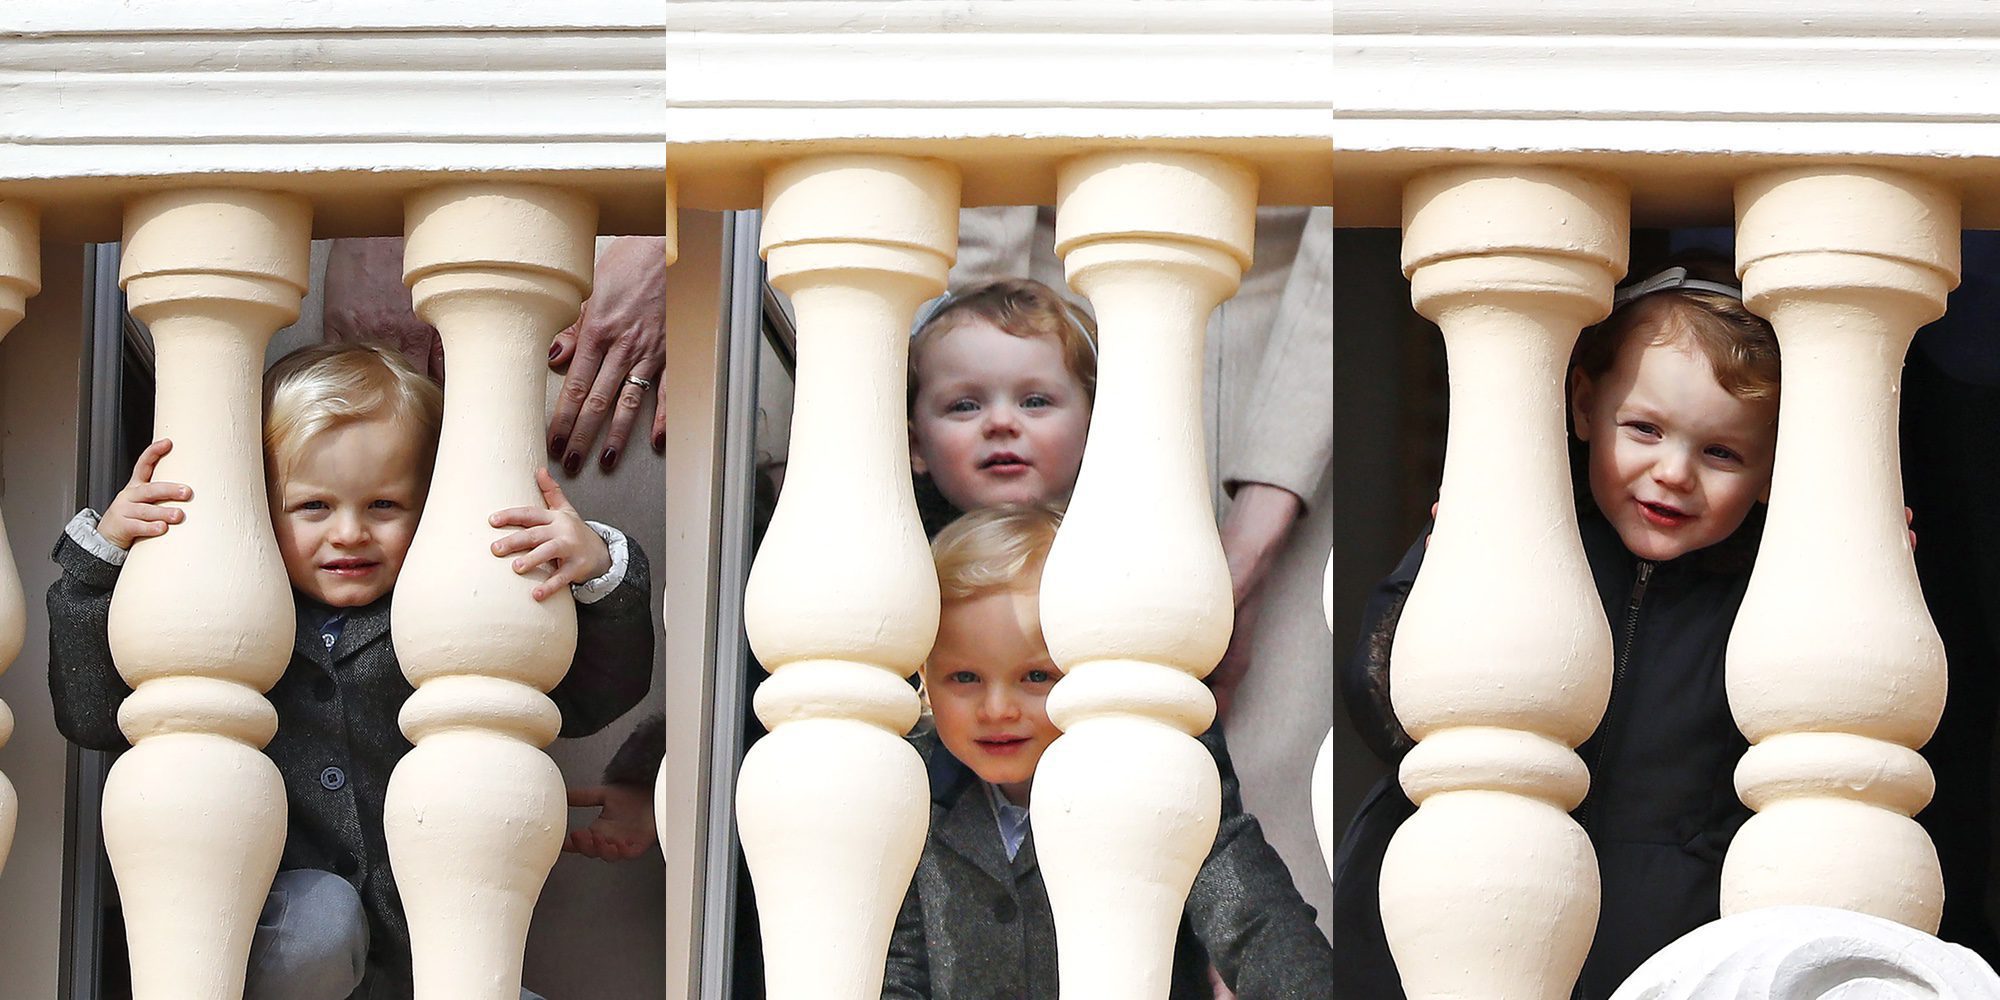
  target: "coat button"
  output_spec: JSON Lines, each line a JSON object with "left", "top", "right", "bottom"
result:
{"left": 313, "top": 677, "right": 336, "bottom": 702}
{"left": 991, "top": 896, "right": 1017, "bottom": 924}
{"left": 335, "top": 853, "right": 359, "bottom": 877}
{"left": 319, "top": 766, "right": 346, "bottom": 791}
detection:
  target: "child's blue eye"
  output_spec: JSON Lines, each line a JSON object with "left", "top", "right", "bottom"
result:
{"left": 1705, "top": 446, "right": 1742, "bottom": 463}
{"left": 1025, "top": 669, "right": 1058, "bottom": 684}
{"left": 1022, "top": 394, "right": 1054, "bottom": 409}
{"left": 371, "top": 499, "right": 400, "bottom": 510}
{"left": 948, "top": 670, "right": 979, "bottom": 684}
{"left": 300, "top": 500, "right": 329, "bottom": 512}
{"left": 1625, "top": 421, "right": 1661, "bottom": 438}
{"left": 946, "top": 399, "right": 979, "bottom": 414}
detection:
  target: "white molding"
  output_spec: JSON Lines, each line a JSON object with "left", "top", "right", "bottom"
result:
{"left": 0, "top": 3, "right": 666, "bottom": 239}
{"left": 662, "top": 1, "right": 1335, "bottom": 208}
{"left": 1333, "top": 1, "right": 2000, "bottom": 224}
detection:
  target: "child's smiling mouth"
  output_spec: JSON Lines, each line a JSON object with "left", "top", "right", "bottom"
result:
{"left": 321, "top": 558, "right": 379, "bottom": 576}
{"left": 1637, "top": 499, "right": 1693, "bottom": 527}
{"left": 975, "top": 735, "right": 1032, "bottom": 755}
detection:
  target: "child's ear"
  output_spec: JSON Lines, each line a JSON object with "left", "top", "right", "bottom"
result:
{"left": 1568, "top": 368, "right": 1596, "bottom": 441}
{"left": 908, "top": 421, "right": 929, "bottom": 477}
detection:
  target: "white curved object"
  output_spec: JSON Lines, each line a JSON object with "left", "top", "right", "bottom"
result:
{"left": 1381, "top": 166, "right": 1627, "bottom": 1000}
{"left": 108, "top": 188, "right": 310, "bottom": 999}
{"left": 1030, "top": 150, "right": 1253, "bottom": 1000}
{"left": 1724, "top": 168, "right": 1958, "bottom": 931}
{"left": 1609, "top": 906, "right": 2000, "bottom": 1000}
{"left": 738, "top": 155, "right": 955, "bottom": 1000}
{"left": 0, "top": 199, "right": 36, "bottom": 875}
{"left": 386, "top": 183, "right": 597, "bottom": 1000}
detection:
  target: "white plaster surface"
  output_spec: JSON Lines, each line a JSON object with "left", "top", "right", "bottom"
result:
{"left": 1723, "top": 168, "right": 1958, "bottom": 932}
{"left": 1032, "top": 150, "right": 1248, "bottom": 998}
{"left": 737, "top": 155, "right": 951, "bottom": 1000}
{"left": 1610, "top": 906, "right": 2000, "bottom": 1000}
{"left": 387, "top": 183, "right": 596, "bottom": 1000}
{"left": 1381, "top": 166, "right": 1626, "bottom": 1000}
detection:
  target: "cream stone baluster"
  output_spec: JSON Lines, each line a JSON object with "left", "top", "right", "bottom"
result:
{"left": 106, "top": 190, "right": 310, "bottom": 999}
{"left": 386, "top": 184, "right": 597, "bottom": 999}
{"left": 1723, "top": 168, "right": 1958, "bottom": 930}
{"left": 737, "top": 155, "right": 955, "bottom": 999}
{"left": 1031, "top": 150, "right": 1252, "bottom": 998}
{"left": 0, "top": 200, "right": 37, "bottom": 874}
{"left": 1381, "top": 167, "right": 1626, "bottom": 1000}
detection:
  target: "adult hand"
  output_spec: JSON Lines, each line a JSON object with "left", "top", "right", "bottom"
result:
{"left": 1219, "top": 482, "right": 1306, "bottom": 605}
{"left": 548, "top": 236, "right": 669, "bottom": 476}
{"left": 562, "top": 783, "right": 657, "bottom": 861}
{"left": 324, "top": 238, "right": 444, "bottom": 381}
{"left": 1209, "top": 589, "right": 1263, "bottom": 722}
{"left": 1210, "top": 483, "right": 1304, "bottom": 720}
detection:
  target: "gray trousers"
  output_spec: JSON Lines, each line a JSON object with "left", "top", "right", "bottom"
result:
{"left": 244, "top": 869, "right": 546, "bottom": 1000}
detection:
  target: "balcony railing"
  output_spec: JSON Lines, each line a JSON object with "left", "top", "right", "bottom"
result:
{"left": 6, "top": 1, "right": 1997, "bottom": 998}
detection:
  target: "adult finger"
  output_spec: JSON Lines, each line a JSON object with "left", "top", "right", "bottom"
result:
{"left": 549, "top": 324, "right": 613, "bottom": 463}
{"left": 550, "top": 314, "right": 581, "bottom": 372}
{"left": 599, "top": 354, "right": 663, "bottom": 473}
{"left": 568, "top": 786, "right": 608, "bottom": 808}
{"left": 558, "top": 342, "right": 633, "bottom": 476}
{"left": 129, "top": 438, "right": 174, "bottom": 486}
{"left": 650, "top": 381, "right": 668, "bottom": 455}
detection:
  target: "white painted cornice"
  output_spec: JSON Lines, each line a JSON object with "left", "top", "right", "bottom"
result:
{"left": 1334, "top": 0, "right": 2000, "bottom": 225}
{"left": 0, "top": 2, "right": 667, "bottom": 239}
{"left": 662, "top": 1, "right": 1335, "bottom": 209}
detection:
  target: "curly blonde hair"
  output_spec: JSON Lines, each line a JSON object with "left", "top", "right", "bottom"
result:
{"left": 909, "top": 278, "right": 1098, "bottom": 411}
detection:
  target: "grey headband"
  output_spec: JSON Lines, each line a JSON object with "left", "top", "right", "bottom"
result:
{"left": 910, "top": 290, "right": 1099, "bottom": 357}
{"left": 1613, "top": 265, "right": 1744, "bottom": 308}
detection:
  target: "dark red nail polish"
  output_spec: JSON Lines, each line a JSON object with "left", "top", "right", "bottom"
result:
{"left": 549, "top": 342, "right": 562, "bottom": 361}
{"left": 599, "top": 448, "right": 618, "bottom": 472}
{"left": 563, "top": 452, "right": 582, "bottom": 476}
{"left": 651, "top": 431, "right": 665, "bottom": 454}
{"left": 548, "top": 435, "right": 566, "bottom": 461}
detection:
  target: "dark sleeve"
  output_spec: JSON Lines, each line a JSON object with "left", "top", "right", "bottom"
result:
{"left": 1186, "top": 727, "right": 1334, "bottom": 998}
{"left": 1339, "top": 529, "right": 1428, "bottom": 764}
{"left": 550, "top": 529, "right": 655, "bottom": 739}
{"left": 46, "top": 527, "right": 136, "bottom": 753}
{"left": 600, "top": 712, "right": 665, "bottom": 787}
{"left": 880, "top": 878, "right": 931, "bottom": 1000}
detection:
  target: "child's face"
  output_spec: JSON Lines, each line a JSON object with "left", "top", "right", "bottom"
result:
{"left": 925, "top": 587, "right": 1065, "bottom": 806}
{"left": 1571, "top": 337, "right": 1778, "bottom": 562}
{"left": 271, "top": 417, "right": 427, "bottom": 608}
{"left": 910, "top": 319, "right": 1091, "bottom": 512}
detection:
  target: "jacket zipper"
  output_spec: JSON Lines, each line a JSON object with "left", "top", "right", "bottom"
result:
{"left": 1578, "top": 559, "right": 1653, "bottom": 834}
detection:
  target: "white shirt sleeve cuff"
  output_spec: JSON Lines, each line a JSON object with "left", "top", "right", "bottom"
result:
{"left": 573, "top": 520, "right": 628, "bottom": 605}
{"left": 65, "top": 509, "right": 129, "bottom": 566}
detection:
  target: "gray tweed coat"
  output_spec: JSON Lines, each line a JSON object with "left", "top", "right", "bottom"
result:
{"left": 882, "top": 726, "right": 1334, "bottom": 999}
{"left": 47, "top": 519, "right": 655, "bottom": 1000}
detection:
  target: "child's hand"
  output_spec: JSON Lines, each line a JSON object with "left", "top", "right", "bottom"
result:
{"left": 489, "top": 468, "right": 611, "bottom": 601}
{"left": 100, "top": 439, "right": 191, "bottom": 550}
{"left": 1907, "top": 506, "right": 1918, "bottom": 551}
{"left": 562, "top": 783, "right": 657, "bottom": 861}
